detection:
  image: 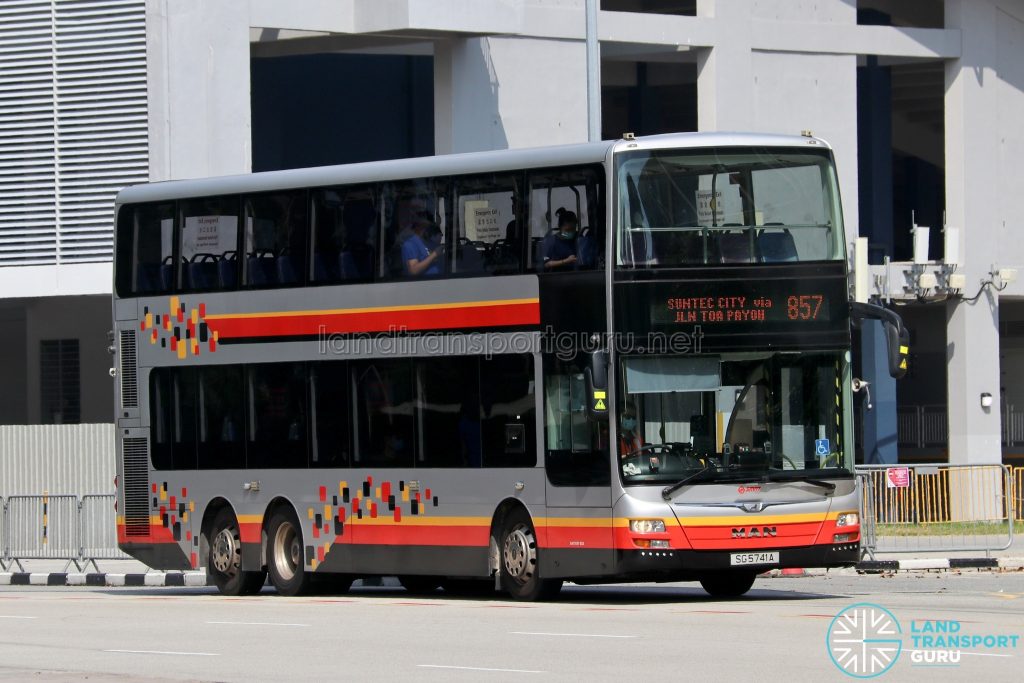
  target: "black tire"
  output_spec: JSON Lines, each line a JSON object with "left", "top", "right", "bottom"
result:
{"left": 498, "top": 509, "right": 562, "bottom": 601}
{"left": 441, "top": 578, "right": 497, "bottom": 597}
{"left": 208, "top": 508, "right": 266, "bottom": 596}
{"left": 699, "top": 571, "right": 757, "bottom": 598}
{"left": 398, "top": 575, "right": 443, "bottom": 595}
{"left": 266, "top": 507, "right": 312, "bottom": 597}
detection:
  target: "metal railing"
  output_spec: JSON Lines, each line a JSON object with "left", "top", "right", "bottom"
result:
{"left": 1, "top": 493, "right": 128, "bottom": 572}
{"left": 856, "top": 464, "right": 1015, "bottom": 558}
{"left": 3, "top": 473, "right": 1023, "bottom": 570}
{"left": 896, "top": 405, "right": 948, "bottom": 449}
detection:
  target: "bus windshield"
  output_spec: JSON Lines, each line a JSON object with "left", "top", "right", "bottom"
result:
{"left": 617, "top": 352, "right": 853, "bottom": 485}
{"left": 615, "top": 147, "right": 844, "bottom": 267}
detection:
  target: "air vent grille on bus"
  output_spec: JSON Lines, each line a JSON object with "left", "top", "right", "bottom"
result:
{"left": 122, "top": 437, "right": 149, "bottom": 537}
{"left": 120, "top": 329, "right": 138, "bottom": 408}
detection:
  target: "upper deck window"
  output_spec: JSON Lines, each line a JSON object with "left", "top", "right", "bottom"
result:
{"left": 243, "top": 191, "right": 308, "bottom": 288}
{"left": 179, "top": 196, "right": 240, "bottom": 291}
{"left": 615, "top": 147, "right": 844, "bottom": 268}
{"left": 115, "top": 202, "right": 174, "bottom": 296}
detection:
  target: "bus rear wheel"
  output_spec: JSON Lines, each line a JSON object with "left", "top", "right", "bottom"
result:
{"left": 267, "top": 507, "right": 311, "bottom": 596}
{"left": 208, "top": 508, "right": 265, "bottom": 596}
{"left": 699, "top": 571, "right": 757, "bottom": 598}
{"left": 499, "top": 510, "right": 562, "bottom": 601}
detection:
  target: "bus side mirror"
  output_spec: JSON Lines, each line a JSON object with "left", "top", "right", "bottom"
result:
{"left": 584, "top": 350, "right": 609, "bottom": 421}
{"left": 850, "top": 301, "right": 909, "bottom": 380}
{"left": 885, "top": 322, "right": 909, "bottom": 379}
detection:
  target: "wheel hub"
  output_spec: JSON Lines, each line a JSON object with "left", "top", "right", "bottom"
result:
{"left": 211, "top": 527, "right": 239, "bottom": 575}
{"left": 273, "top": 521, "right": 299, "bottom": 582}
{"left": 503, "top": 524, "right": 534, "bottom": 581}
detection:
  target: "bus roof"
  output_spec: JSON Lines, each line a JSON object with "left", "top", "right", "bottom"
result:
{"left": 115, "top": 131, "right": 830, "bottom": 205}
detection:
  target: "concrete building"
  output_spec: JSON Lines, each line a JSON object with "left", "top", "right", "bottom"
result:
{"left": 2, "top": 0, "right": 1023, "bottom": 477}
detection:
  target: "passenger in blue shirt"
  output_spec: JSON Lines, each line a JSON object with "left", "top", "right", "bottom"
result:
{"left": 542, "top": 208, "right": 578, "bottom": 272}
{"left": 402, "top": 212, "right": 444, "bottom": 277}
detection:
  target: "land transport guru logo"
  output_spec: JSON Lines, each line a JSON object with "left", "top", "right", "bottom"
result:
{"left": 826, "top": 603, "right": 902, "bottom": 678}
{"left": 826, "top": 602, "right": 1021, "bottom": 677}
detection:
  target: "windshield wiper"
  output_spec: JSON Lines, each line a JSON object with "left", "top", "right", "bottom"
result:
{"left": 661, "top": 462, "right": 713, "bottom": 500}
{"left": 762, "top": 472, "right": 837, "bottom": 493}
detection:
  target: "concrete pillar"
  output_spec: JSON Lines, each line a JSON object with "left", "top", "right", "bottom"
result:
{"left": 434, "top": 37, "right": 588, "bottom": 154}
{"left": 695, "top": 0, "right": 754, "bottom": 131}
{"left": 146, "top": 0, "right": 253, "bottom": 180}
{"left": 944, "top": 0, "right": 1002, "bottom": 466}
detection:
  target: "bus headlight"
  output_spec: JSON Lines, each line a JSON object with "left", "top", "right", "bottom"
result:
{"left": 629, "top": 519, "right": 666, "bottom": 534}
{"left": 835, "top": 513, "right": 859, "bottom": 527}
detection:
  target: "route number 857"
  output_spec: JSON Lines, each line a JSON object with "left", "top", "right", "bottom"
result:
{"left": 787, "top": 294, "right": 823, "bottom": 320}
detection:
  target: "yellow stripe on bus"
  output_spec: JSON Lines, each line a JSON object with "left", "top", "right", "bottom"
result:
{"left": 675, "top": 512, "right": 829, "bottom": 526}
{"left": 203, "top": 298, "right": 540, "bottom": 320}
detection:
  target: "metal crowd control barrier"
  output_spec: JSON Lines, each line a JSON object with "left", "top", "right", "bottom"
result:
{"left": 4, "top": 494, "right": 82, "bottom": 572}
{"left": 857, "top": 472, "right": 877, "bottom": 559}
{"left": 0, "top": 493, "right": 128, "bottom": 572}
{"left": 79, "top": 494, "right": 130, "bottom": 570}
{"left": 856, "top": 463, "right": 1014, "bottom": 557}
{"left": 1014, "top": 466, "right": 1024, "bottom": 523}
{"left": 0, "top": 495, "right": 5, "bottom": 571}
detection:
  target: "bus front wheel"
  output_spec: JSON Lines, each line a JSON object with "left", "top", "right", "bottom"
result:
{"left": 499, "top": 509, "right": 562, "bottom": 601}
{"left": 208, "top": 508, "right": 265, "bottom": 596}
{"left": 267, "top": 507, "right": 311, "bottom": 596}
{"left": 699, "top": 571, "right": 757, "bottom": 598}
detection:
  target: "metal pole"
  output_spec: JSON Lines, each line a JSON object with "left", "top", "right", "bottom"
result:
{"left": 585, "top": 0, "right": 601, "bottom": 142}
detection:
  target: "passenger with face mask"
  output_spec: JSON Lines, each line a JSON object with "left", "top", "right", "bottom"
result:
{"left": 541, "top": 208, "right": 578, "bottom": 272}
{"left": 619, "top": 405, "right": 643, "bottom": 458}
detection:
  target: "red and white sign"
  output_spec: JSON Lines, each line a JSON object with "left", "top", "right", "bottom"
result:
{"left": 886, "top": 467, "right": 910, "bottom": 488}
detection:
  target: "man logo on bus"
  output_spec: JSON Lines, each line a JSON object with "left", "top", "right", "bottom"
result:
{"left": 827, "top": 603, "right": 903, "bottom": 678}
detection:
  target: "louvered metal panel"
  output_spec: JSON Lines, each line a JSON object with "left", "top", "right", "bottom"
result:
{"left": 119, "top": 328, "right": 137, "bottom": 408}
{"left": 121, "top": 436, "right": 149, "bottom": 536}
{"left": 0, "top": 0, "right": 148, "bottom": 266}
{"left": 0, "top": 423, "right": 115, "bottom": 495}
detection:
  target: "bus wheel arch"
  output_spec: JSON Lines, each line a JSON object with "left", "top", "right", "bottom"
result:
{"left": 490, "top": 500, "right": 562, "bottom": 601}
{"left": 203, "top": 501, "right": 266, "bottom": 596}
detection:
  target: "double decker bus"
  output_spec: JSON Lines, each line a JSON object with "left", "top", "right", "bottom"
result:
{"left": 112, "top": 132, "right": 906, "bottom": 599}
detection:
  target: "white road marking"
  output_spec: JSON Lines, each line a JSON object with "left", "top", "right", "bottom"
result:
{"left": 418, "top": 665, "right": 544, "bottom": 674}
{"left": 0, "top": 615, "right": 37, "bottom": 619}
{"left": 205, "top": 620, "right": 308, "bottom": 627}
{"left": 104, "top": 649, "right": 218, "bottom": 657}
{"left": 510, "top": 631, "right": 636, "bottom": 639}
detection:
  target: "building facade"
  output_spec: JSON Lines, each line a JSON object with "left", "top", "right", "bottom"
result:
{"left": 1, "top": 0, "right": 1022, "bottom": 484}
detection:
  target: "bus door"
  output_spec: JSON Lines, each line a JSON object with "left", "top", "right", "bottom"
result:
{"left": 541, "top": 355, "right": 613, "bottom": 576}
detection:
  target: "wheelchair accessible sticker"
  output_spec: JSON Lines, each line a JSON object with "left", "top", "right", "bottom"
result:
{"left": 815, "top": 438, "right": 830, "bottom": 456}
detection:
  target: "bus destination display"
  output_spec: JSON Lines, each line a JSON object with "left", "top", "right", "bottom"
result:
{"left": 664, "top": 293, "right": 827, "bottom": 325}
{"left": 614, "top": 272, "right": 851, "bottom": 346}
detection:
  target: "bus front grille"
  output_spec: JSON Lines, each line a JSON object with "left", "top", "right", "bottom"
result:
{"left": 122, "top": 437, "right": 149, "bottom": 537}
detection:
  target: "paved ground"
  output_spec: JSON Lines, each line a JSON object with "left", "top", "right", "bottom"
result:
{"left": 0, "top": 571, "right": 1021, "bottom": 682}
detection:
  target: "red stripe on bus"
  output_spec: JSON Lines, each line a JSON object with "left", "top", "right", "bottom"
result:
{"left": 206, "top": 301, "right": 540, "bottom": 339}
{"left": 306, "top": 524, "right": 489, "bottom": 547}
{"left": 238, "top": 522, "right": 261, "bottom": 544}
{"left": 541, "top": 526, "right": 615, "bottom": 549}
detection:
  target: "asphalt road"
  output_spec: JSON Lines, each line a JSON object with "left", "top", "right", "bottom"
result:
{"left": 0, "top": 572, "right": 1021, "bottom": 682}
